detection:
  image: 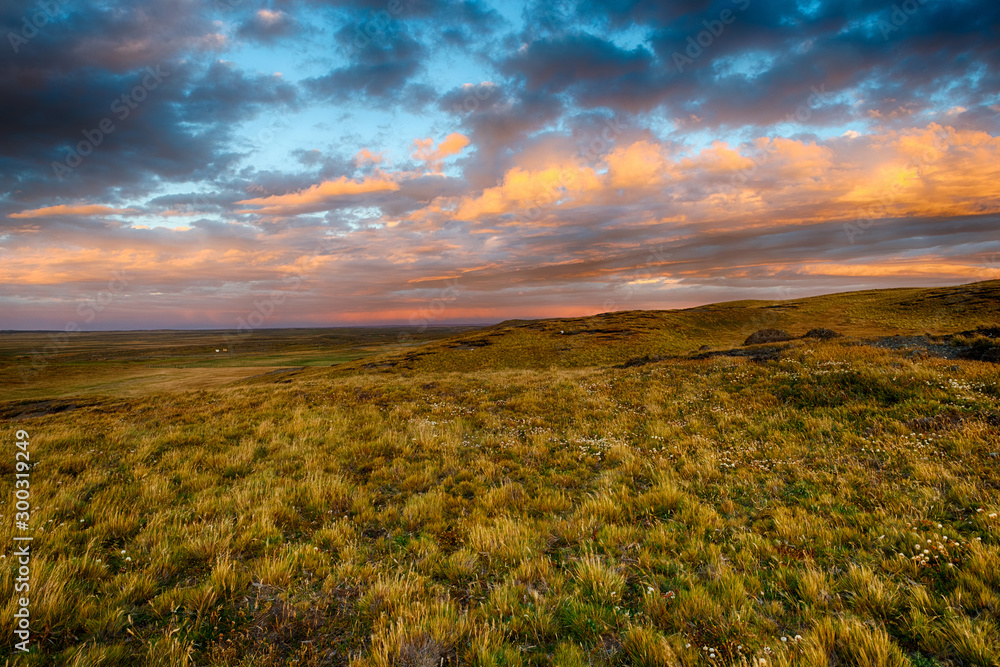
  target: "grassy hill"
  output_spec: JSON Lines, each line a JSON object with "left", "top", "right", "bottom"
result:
{"left": 334, "top": 280, "right": 1000, "bottom": 373}
{"left": 1, "top": 282, "right": 998, "bottom": 666}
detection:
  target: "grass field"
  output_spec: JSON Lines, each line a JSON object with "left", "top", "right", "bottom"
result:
{"left": 0, "top": 327, "right": 477, "bottom": 402}
{"left": 1, "top": 282, "right": 999, "bottom": 666}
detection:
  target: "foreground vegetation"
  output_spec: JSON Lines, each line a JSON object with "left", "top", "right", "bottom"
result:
{"left": 1, "top": 282, "right": 999, "bottom": 665}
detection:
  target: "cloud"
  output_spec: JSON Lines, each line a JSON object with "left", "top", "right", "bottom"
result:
{"left": 237, "top": 9, "right": 298, "bottom": 44}
{"left": 184, "top": 60, "right": 298, "bottom": 122}
{"left": 799, "top": 262, "right": 995, "bottom": 279}
{"left": 9, "top": 205, "right": 138, "bottom": 219}
{"left": 411, "top": 133, "right": 471, "bottom": 170}
{"left": 305, "top": 27, "right": 426, "bottom": 101}
{"left": 236, "top": 176, "right": 401, "bottom": 216}
{"left": 5, "top": 0, "right": 1000, "bottom": 327}
{"left": 502, "top": 32, "right": 653, "bottom": 96}
{"left": 421, "top": 123, "right": 1000, "bottom": 236}
{"left": 354, "top": 148, "right": 384, "bottom": 166}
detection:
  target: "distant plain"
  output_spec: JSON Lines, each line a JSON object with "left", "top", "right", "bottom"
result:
{"left": 1, "top": 282, "right": 999, "bottom": 666}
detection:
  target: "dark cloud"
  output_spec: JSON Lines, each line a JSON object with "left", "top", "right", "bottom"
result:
{"left": 184, "top": 61, "right": 299, "bottom": 122}
{"left": 0, "top": 58, "right": 298, "bottom": 209}
{"left": 236, "top": 9, "right": 299, "bottom": 44}
{"left": 502, "top": 32, "right": 653, "bottom": 95}
{"left": 508, "top": 0, "right": 1000, "bottom": 130}
{"left": 441, "top": 86, "right": 564, "bottom": 188}
{"left": 0, "top": 0, "right": 307, "bottom": 215}
{"left": 305, "top": 26, "right": 425, "bottom": 100}
{"left": 3, "top": 0, "right": 224, "bottom": 73}
{"left": 4, "top": 0, "right": 1000, "bottom": 328}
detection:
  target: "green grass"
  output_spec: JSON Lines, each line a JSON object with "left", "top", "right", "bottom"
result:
{"left": 1, "top": 282, "right": 999, "bottom": 665}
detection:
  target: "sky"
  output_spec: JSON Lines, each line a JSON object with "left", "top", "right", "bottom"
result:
{"left": 2, "top": 0, "right": 999, "bottom": 330}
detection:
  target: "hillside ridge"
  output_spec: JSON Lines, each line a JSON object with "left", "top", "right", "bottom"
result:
{"left": 340, "top": 280, "right": 1000, "bottom": 373}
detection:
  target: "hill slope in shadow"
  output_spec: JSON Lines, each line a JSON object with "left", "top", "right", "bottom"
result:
{"left": 334, "top": 280, "right": 1000, "bottom": 373}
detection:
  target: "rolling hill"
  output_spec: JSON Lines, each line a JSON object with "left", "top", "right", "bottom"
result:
{"left": 332, "top": 280, "right": 1000, "bottom": 373}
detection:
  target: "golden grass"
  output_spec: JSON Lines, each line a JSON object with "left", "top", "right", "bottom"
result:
{"left": 1, "top": 283, "right": 999, "bottom": 664}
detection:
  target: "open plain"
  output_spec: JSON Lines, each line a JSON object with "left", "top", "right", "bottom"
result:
{"left": 2, "top": 282, "right": 1000, "bottom": 666}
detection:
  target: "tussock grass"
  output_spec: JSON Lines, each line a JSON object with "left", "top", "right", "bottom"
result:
{"left": 2, "top": 283, "right": 1000, "bottom": 664}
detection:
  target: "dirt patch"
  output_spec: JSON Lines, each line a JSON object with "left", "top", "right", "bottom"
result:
{"left": 803, "top": 328, "right": 841, "bottom": 339}
{"left": 866, "top": 335, "right": 956, "bottom": 358}
{"left": 447, "top": 338, "right": 492, "bottom": 351}
{"left": 0, "top": 400, "right": 83, "bottom": 421}
{"left": 616, "top": 354, "right": 667, "bottom": 368}
{"left": 744, "top": 329, "right": 795, "bottom": 345}
{"left": 249, "top": 367, "right": 304, "bottom": 380}
{"left": 907, "top": 410, "right": 968, "bottom": 432}
{"left": 695, "top": 345, "right": 792, "bottom": 363}
{"left": 908, "top": 410, "right": 1000, "bottom": 432}
{"left": 360, "top": 361, "right": 398, "bottom": 370}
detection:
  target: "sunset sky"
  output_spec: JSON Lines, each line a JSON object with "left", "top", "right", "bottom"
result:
{"left": 3, "top": 0, "right": 1000, "bottom": 330}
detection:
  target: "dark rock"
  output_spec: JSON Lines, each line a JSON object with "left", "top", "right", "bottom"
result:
{"left": 618, "top": 354, "right": 664, "bottom": 368}
{"left": 803, "top": 328, "right": 841, "bottom": 340}
{"left": 744, "top": 329, "right": 794, "bottom": 346}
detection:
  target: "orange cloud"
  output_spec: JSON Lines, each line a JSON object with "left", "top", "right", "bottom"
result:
{"left": 237, "top": 176, "right": 399, "bottom": 216}
{"left": 354, "top": 148, "right": 383, "bottom": 166}
{"left": 451, "top": 163, "right": 602, "bottom": 221}
{"left": 837, "top": 124, "right": 1000, "bottom": 219}
{"left": 412, "top": 133, "right": 471, "bottom": 170}
{"left": 606, "top": 140, "right": 669, "bottom": 189}
{"left": 423, "top": 125, "right": 1000, "bottom": 232}
{"left": 799, "top": 263, "right": 995, "bottom": 279}
{"left": 256, "top": 9, "right": 285, "bottom": 24}
{"left": 679, "top": 140, "right": 757, "bottom": 176}
{"left": 9, "top": 204, "right": 138, "bottom": 218}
